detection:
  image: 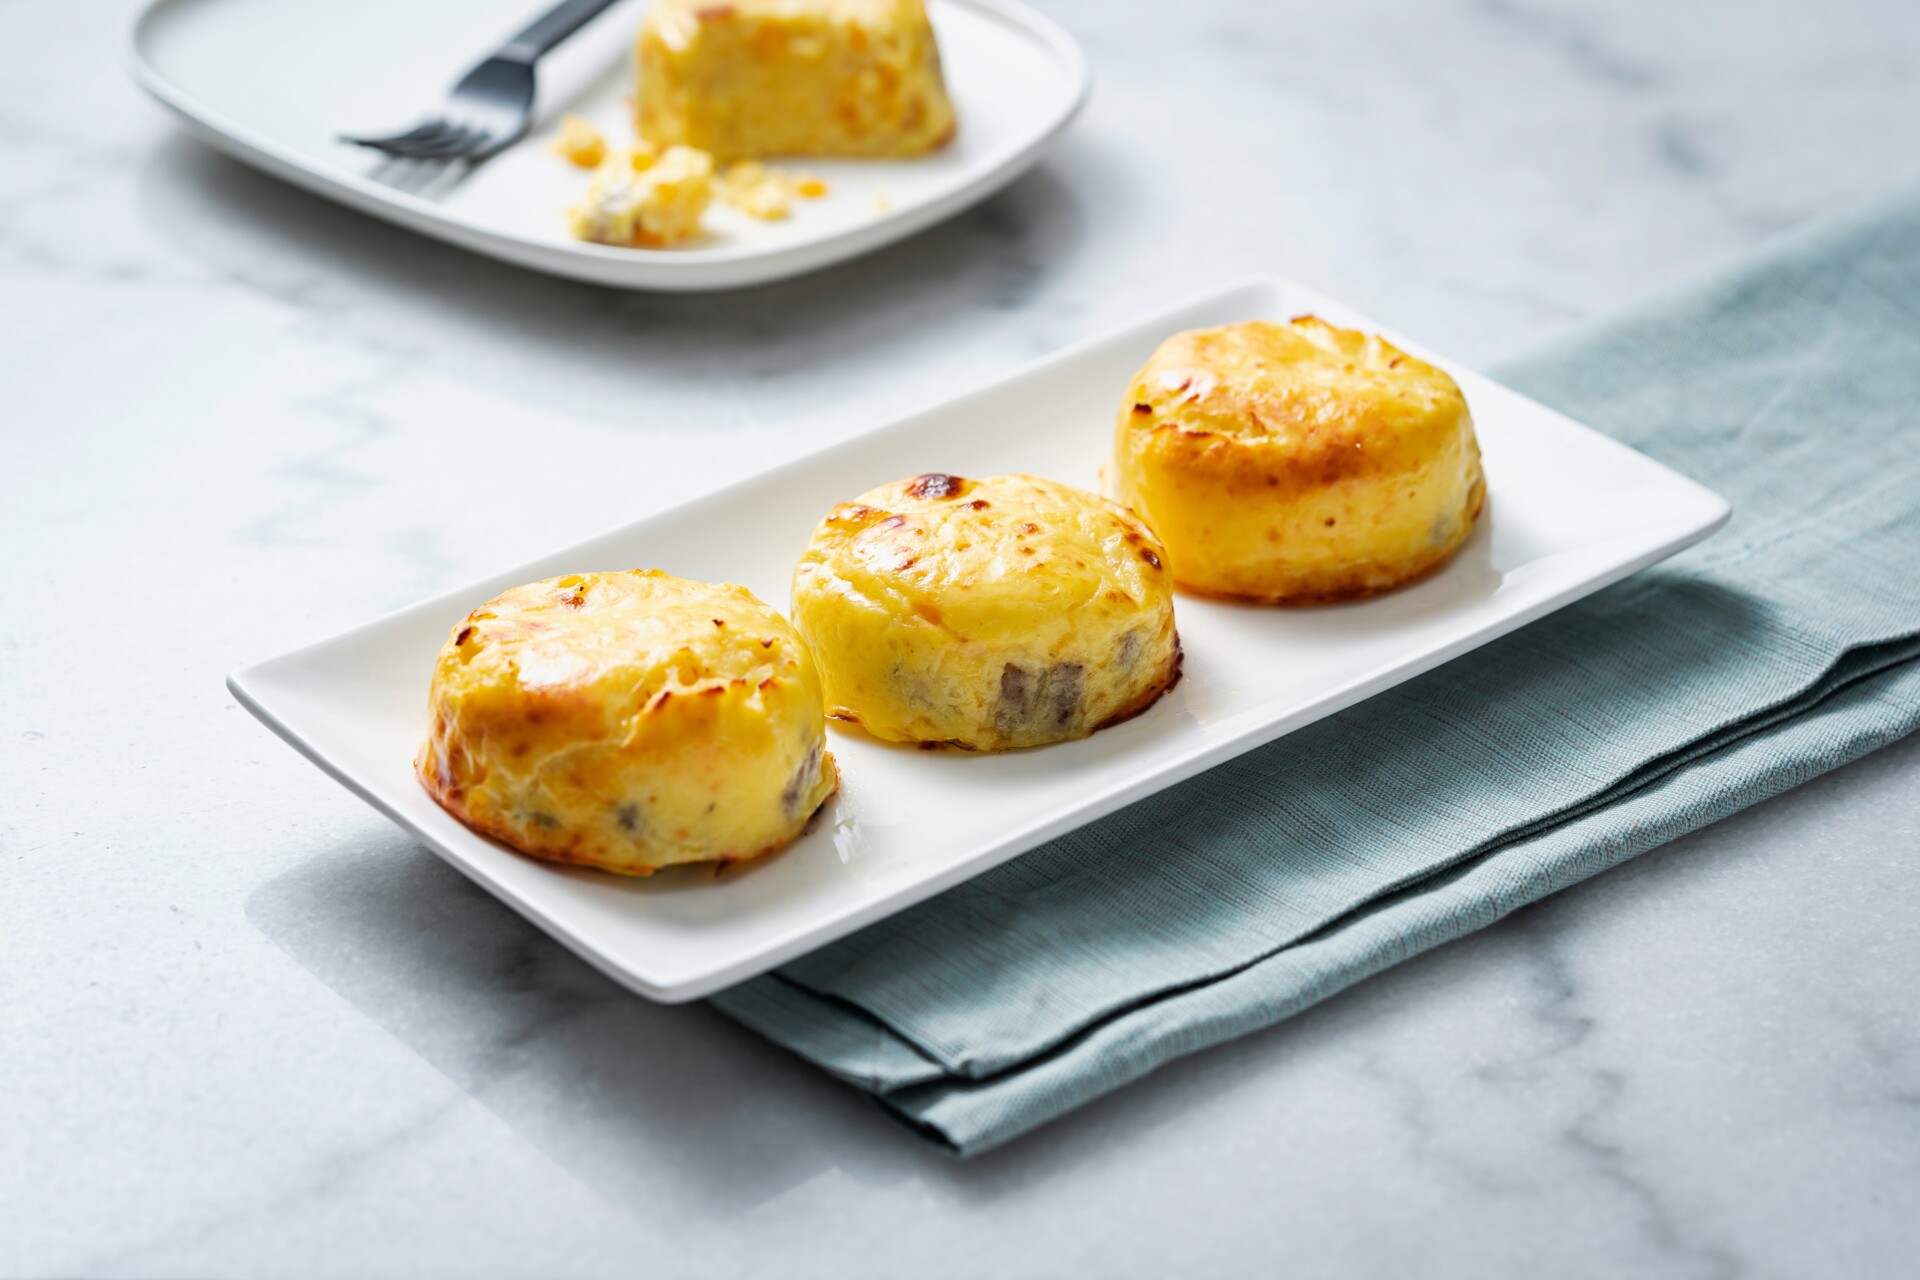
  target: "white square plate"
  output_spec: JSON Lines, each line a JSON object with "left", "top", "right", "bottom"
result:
{"left": 126, "top": 0, "right": 1088, "bottom": 291}
{"left": 229, "top": 277, "right": 1730, "bottom": 1001}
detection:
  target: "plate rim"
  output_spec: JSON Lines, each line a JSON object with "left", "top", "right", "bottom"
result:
{"left": 227, "top": 273, "right": 1733, "bottom": 1001}
{"left": 122, "top": 0, "right": 1093, "bottom": 291}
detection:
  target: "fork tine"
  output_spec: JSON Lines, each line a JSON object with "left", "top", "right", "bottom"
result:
{"left": 339, "top": 119, "right": 448, "bottom": 150}
{"left": 368, "top": 124, "right": 474, "bottom": 160}
{"left": 392, "top": 125, "right": 489, "bottom": 160}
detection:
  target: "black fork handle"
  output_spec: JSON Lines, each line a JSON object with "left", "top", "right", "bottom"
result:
{"left": 499, "top": 0, "right": 623, "bottom": 64}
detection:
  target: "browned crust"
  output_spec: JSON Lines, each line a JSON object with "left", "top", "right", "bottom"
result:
{"left": 1121, "top": 319, "right": 1473, "bottom": 505}
{"left": 413, "top": 750, "right": 839, "bottom": 879}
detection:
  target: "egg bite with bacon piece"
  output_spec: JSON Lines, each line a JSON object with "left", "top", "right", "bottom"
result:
{"left": 791, "top": 472, "right": 1181, "bottom": 751}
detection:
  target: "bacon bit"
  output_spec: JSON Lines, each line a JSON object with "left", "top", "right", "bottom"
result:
{"left": 893, "top": 555, "right": 919, "bottom": 571}
{"left": 1018, "top": 521, "right": 1040, "bottom": 535}
{"left": 967, "top": 499, "right": 991, "bottom": 510}
{"left": 906, "top": 472, "right": 963, "bottom": 499}
{"left": 1139, "top": 547, "right": 1162, "bottom": 570}
{"left": 455, "top": 625, "right": 474, "bottom": 645}
{"left": 1388, "top": 356, "right": 1405, "bottom": 369}
{"left": 558, "top": 591, "right": 585, "bottom": 609}
{"left": 712, "top": 618, "right": 726, "bottom": 627}
{"left": 1132, "top": 403, "right": 1153, "bottom": 415}
{"left": 758, "top": 675, "right": 777, "bottom": 690}
{"left": 761, "top": 637, "right": 776, "bottom": 648}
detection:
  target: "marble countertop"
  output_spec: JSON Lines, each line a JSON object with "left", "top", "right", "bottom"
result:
{"left": 6, "top": 0, "right": 1919, "bottom": 1275}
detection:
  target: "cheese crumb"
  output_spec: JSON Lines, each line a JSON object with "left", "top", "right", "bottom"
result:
{"left": 567, "top": 146, "right": 714, "bottom": 247}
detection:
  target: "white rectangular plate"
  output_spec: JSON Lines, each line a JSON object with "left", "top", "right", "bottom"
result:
{"left": 126, "top": 0, "right": 1087, "bottom": 291}
{"left": 230, "top": 277, "right": 1731, "bottom": 1001}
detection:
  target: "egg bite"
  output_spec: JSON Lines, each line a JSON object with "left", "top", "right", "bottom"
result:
{"left": 416, "top": 570, "right": 836, "bottom": 876}
{"left": 791, "top": 472, "right": 1181, "bottom": 751}
{"left": 636, "top": 0, "right": 957, "bottom": 161}
{"left": 1112, "top": 317, "right": 1485, "bottom": 604}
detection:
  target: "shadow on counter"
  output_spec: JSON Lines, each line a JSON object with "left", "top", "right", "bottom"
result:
{"left": 238, "top": 725, "right": 1920, "bottom": 1224}
{"left": 132, "top": 133, "right": 1111, "bottom": 438}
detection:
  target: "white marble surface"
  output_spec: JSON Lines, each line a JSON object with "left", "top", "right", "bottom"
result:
{"left": 5, "top": 0, "right": 1919, "bottom": 1275}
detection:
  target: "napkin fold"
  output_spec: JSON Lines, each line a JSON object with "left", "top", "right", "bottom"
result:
{"left": 713, "top": 188, "right": 1920, "bottom": 1155}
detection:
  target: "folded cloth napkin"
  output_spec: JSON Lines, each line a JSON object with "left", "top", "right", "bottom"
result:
{"left": 713, "top": 188, "right": 1920, "bottom": 1155}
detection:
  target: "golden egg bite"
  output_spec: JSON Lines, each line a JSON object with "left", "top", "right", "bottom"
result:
{"left": 636, "top": 0, "right": 957, "bottom": 161}
{"left": 1112, "top": 317, "right": 1485, "bottom": 604}
{"left": 791, "top": 472, "right": 1181, "bottom": 751}
{"left": 416, "top": 570, "right": 836, "bottom": 876}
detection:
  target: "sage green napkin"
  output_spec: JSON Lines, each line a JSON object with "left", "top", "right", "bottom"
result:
{"left": 713, "top": 188, "right": 1920, "bottom": 1155}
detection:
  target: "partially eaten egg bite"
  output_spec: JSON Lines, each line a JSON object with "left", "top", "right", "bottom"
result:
{"left": 637, "top": 0, "right": 956, "bottom": 162}
{"left": 791, "top": 472, "right": 1181, "bottom": 752}
{"left": 561, "top": 0, "right": 953, "bottom": 247}
{"left": 1113, "top": 317, "right": 1485, "bottom": 604}
{"left": 417, "top": 570, "right": 836, "bottom": 876}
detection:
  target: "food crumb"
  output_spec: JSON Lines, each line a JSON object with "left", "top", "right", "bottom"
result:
{"left": 717, "top": 161, "right": 831, "bottom": 220}
{"left": 550, "top": 113, "right": 608, "bottom": 168}
{"left": 567, "top": 145, "right": 714, "bottom": 247}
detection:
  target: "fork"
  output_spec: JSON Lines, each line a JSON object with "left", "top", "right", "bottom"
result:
{"left": 340, "top": 0, "right": 622, "bottom": 162}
